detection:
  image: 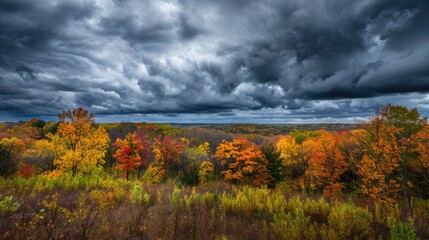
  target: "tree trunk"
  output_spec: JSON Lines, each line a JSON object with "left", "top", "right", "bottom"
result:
{"left": 72, "top": 165, "right": 77, "bottom": 176}
{"left": 401, "top": 166, "right": 412, "bottom": 215}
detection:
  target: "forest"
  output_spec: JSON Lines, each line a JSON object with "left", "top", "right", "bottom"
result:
{"left": 1, "top": 105, "right": 429, "bottom": 239}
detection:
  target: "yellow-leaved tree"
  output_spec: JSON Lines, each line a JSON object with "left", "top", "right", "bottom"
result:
{"left": 276, "top": 135, "right": 298, "bottom": 166}
{"left": 182, "top": 142, "right": 211, "bottom": 184}
{"left": 198, "top": 161, "right": 214, "bottom": 183}
{"left": 48, "top": 108, "right": 109, "bottom": 176}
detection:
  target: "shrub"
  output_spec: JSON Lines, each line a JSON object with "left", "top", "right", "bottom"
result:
{"left": 0, "top": 194, "right": 20, "bottom": 216}
{"left": 219, "top": 186, "right": 285, "bottom": 215}
{"left": 325, "top": 202, "right": 373, "bottom": 240}
{"left": 412, "top": 198, "right": 429, "bottom": 237}
{"left": 388, "top": 217, "right": 419, "bottom": 240}
{"left": 89, "top": 189, "right": 116, "bottom": 209}
{"left": 286, "top": 196, "right": 330, "bottom": 222}
{"left": 374, "top": 202, "right": 401, "bottom": 225}
{"left": 271, "top": 209, "right": 317, "bottom": 240}
{"left": 170, "top": 187, "right": 182, "bottom": 209}
{"left": 131, "top": 183, "right": 150, "bottom": 206}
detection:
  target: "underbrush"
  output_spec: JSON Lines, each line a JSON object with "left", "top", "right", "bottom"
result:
{"left": 0, "top": 175, "right": 426, "bottom": 239}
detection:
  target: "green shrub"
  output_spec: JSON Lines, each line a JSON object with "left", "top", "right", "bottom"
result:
{"left": 131, "top": 184, "right": 150, "bottom": 206}
{"left": 412, "top": 198, "right": 429, "bottom": 237}
{"left": 170, "top": 187, "right": 182, "bottom": 209}
{"left": 388, "top": 217, "right": 419, "bottom": 240}
{"left": 325, "top": 202, "right": 373, "bottom": 240}
{"left": 374, "top": 202, "right": 401, "bottom": 225}
{"left": 271, "top": 209, "right": 317, "bottom": 240}
{"left": 286, "top": 196, "right": 330, "bottom": 221}
{"left": 219, "top": 186, "right": 285, "bottom": 215}
{"left": 0, "top": 194, "right": 20, "bottom": 216}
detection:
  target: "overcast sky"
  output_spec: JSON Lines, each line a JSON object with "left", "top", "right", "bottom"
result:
{"left": 1, "top": 0, "right": 429, "bottom": 123}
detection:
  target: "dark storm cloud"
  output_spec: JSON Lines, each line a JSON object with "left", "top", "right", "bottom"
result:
{"left": 0, "top": 0, "right": 429, "bottom": 122}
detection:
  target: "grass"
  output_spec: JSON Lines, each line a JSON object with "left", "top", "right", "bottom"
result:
{"left": 0, "top": 174, "right": 426, "bottom": 239}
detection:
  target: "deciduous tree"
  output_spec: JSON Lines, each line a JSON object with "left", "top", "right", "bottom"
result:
{"left": 308, "top": 130, "right": 348, "bottom": 196}
{"left": 182, "top": 142, "right": 210, "bottom": 185}
{"left": 215, "top": 138, "right": 270, "bottom": 185}
{"left": 48, "top": 108, "right": 109, "bottom": 176}
{"left": 356, "top": 112, "right": 402, "bottom": 204}
{"left": 151, "top": 135, "right": 187, "bottom": 181}
{"left": 113, "top": 132, "right": 143, "bottom": 180}
{"left": 23, "top": 139, "right": 55, "bottom": 173}
{"left": 0, "top": 137, "right": 26, "bottom": 176}
{"left": 276, "top": 135, "right": 298, "bottom": 166}
{"left": 198, "top": 161, "right": 214, "bottom": 183}
{"left": 358, "top": 105, "right": 426, "bottom": 210}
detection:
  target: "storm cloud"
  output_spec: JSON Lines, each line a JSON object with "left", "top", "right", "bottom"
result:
{"left": 0, "top": 0, "right": 428, "bottom": 122}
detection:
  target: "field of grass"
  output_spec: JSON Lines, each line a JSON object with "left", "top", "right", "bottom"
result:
{"left": 1, "top": 174, "right": 427, "bottom": 240}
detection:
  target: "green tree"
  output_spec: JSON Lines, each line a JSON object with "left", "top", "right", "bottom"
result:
{"left": 262, "top": 143, "right": 285, "bottom": 188}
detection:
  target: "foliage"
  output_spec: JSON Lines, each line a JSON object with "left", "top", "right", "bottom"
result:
{"left": 2, "top": 105, "right": 429, "bottom": 239}
{"left": 198, "top": 161, "right": 214, "bottom": 183}
{"left": 48, "top": 108, "right": 109, "bottom": 175}
{"left": 219, "top": 186, "right": 285, "bottom": 214}
{"left": 181, "top": 142, "right": 210, "bottom": 185}
{"left": 412, "top": 198, "right": 429, "bottom": 237}
{"left": 23, "top": 139, "right": 55, "bottom": 173}
{"left": 113, "top": 132, "right": 143, "bottom": 180}
{"left": 142, "top": 165, "right": 165, "bottom": 183}
{"left": 276, "top": 135, "right": 298, "bottom": 166}
{"left": 0, "top": 194, "right": 20, "bottom": 216}
{"left": 18, "top": 163, "right": 33, "bottom": 179}
{"left": 0, "top": 176, "right": 428, "bottom": 239}
{"left": 285, "top": 196, "right": 331, "bottom": 219}
{"left": 308, "top": 130, "right": 348, "bottom": 196}
{"left": 388, "top": 217, "right": 419, "bottom": 240}
{"left": 415, "top": 124, "right": 429, "bottom": 170}
{"left": 215, "top": 138, "right": 270, "bottom": 185}
{"left": 271, "top": 209, "right": 317, "bottom": 240}
{"left": 130, "top": 184, "right": 150, "bottom": 205}
{"left": 262, "top": 143, "right": 284, "bottom": 188}
{"left": 324, "top": 202, "right": 373, "bottom": 239}
{"left": 152, "top": 135, "right": 187, "bottom": 181}
{"left": 0, "top": 137, "right": 26, "bottom": 176}
{"left": 357, "top": 109, "right": 404, "bottom": 204}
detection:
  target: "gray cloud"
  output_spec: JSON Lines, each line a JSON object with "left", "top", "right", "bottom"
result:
{"left": 0, "top": 0, "right": 428, "bottom": 122}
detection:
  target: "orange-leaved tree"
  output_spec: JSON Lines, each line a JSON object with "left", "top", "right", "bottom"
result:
{"left": 298, "top": 138, "right": 318, "bottom": 192}
{"left": 337, "top": 129, "right": 365, "bottom": 191}
{"left": 307, "top": 130, "right": 348, "bottom": 196}
{"left": 356, "top": 112, "right": 402, "bottom": 204}
{"left": 215, "top": 138, "right": 270, "bottom": 185}
{"left": 412, "top": 122, "right": 429, "bottom": 196}
{"left": 113, "top": 132, "right": 143, "bottom": 180}
{"left": 151, "top": 135, "right": 187, "bottom": 181}
{"left": 415, "top": 123, "right": 429, "bottom": 170}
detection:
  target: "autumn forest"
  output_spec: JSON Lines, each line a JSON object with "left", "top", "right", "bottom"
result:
{"left": 0, "top": 105, "right": 428, "bottom": 239}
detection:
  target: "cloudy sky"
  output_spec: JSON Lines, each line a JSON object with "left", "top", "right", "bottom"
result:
{"left": 1, "top": 0, "right": 429, "bottom": 123}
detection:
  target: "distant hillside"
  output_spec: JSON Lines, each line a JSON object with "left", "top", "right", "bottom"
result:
{"left": 194, "top": 123, "right": 359, "bottom": 136}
